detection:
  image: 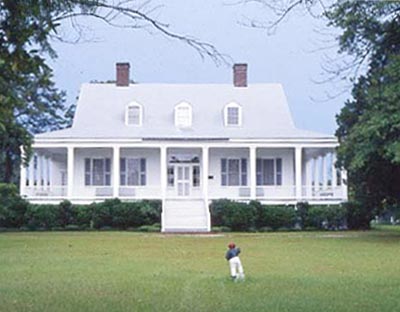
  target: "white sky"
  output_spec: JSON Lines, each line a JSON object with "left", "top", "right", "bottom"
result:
{"left": 48, "top": 0, "right": 350, "bottom": 135}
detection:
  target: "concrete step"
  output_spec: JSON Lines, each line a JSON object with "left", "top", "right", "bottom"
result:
{"left": 163, "top": 199, "right": 208, "bottom": 232}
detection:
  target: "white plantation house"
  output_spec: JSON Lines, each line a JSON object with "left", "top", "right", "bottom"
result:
{"left": 20, "top": 63, "right": 347, "bottom": 232}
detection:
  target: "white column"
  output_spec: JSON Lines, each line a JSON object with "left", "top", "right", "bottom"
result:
{"left": 202, "top": 147, "right": 210, "bottom": 231}
{"left": 47, "top": 156, "right": 52, "bottom": 187}
{"left": 160, "top": 146, "right": 167, "bottom": 232}
{"left": 20, "top": 146, "right": 26, "bottom": 196}
{"left": 306, "top": 158, "right": 313, "bottom": 199}
{"left": 28, "top": 154, "right": 35, "bottom": 187}
{"left": 295, "top": 146, "right": 302, "bottom": 201}
{"left": 249, "top": 146, "right": 257, "bottom": 199}
{"left": 67, "top": 146, "right": 74, "bottom": 198}
{"left": 37, "top": 154, "right": 43, "bottom": 186}
{"left": 43, "top": 156, "right": 48, "bottom": 188}
{"left": 322, "top": 154, "right": 328, "bottom": 189}
{"left": 202, "top": 147, "right": 209, "bottom": 198}
{"left": 113, "top": 146, "right": 120, "bottom": 198}
{"left": 160, "top": 146, "right": 167, "bottom": 199}
{"left": 331, "top": 152, "right": 337, "bottom": 188}
{"left": 314, "top": 156, "right": 321, "bottom": 191}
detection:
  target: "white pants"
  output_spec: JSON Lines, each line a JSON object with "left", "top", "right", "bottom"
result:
{"left": 229, "top": 256, "right": 244, "bottom": 279}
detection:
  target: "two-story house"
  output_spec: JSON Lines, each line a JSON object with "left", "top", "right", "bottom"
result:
{"left": 20, "top": 63, "right": 347, "bottom": 232}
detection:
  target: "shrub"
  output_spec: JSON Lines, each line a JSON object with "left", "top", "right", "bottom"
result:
{"left": 58, "top": 200, "right": 73, "bottom": 227}
{"left": 71, "top": 205, "right": 93, "bottom": 228}
{"left": 305, "top": 205, "right": 327, "bottom": 229}
{"left": 296, "top": 202, "right": 310, "bottom": 229}
{"left": 139, "top": 201, "right": 162, "bottom": 225}
{"left": 25, "top": 204, "right": 60, "bottom": 230}
{"left": 209, "top": 199, "right": 232, "bottom": 227}
{"left": 0, "top": 183, "right": 29, "bottom": 228}
{"left": 250, "top": 200, "right": 264, "bottom": 229}
{"left": 258, "top": 205, "right": 296, "bottom": 230}
{"left": 343, "top": 201, "right": 372, "bottom": 230}
{"left": 91, "top": 199, "right": 119, "bottom": 229}
{"left": 223, "top": 201, "right": 256, "bottom": 231}
{"left": 210, "top": 199, "right": 257, "bottom": 231}
{"left": 326, "top": 205, "right": 347, "bottom": 230}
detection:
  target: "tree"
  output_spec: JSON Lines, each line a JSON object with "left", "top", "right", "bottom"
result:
{"left": 0, "top": 0, "right": 224, "bottom": 184}
{"left": 332, "top": 1, "right": 400, "bottom": 222}
{"left": 240, "top": 1, "right": 400, "bottom": 224}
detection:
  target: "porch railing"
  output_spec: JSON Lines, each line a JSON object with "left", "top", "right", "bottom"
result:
{"left": 24, "top": 186, "right": 67, "bottom": 198}
{"left": 119, "top": 186, "right": 162, "bottom": 199}
{"left": 23, "top": 185, "right": 346, "bottom": 202}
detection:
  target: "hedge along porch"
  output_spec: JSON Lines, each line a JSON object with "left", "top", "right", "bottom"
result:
{"left": 20, "top": 62, "right": 347, "bottom": 232}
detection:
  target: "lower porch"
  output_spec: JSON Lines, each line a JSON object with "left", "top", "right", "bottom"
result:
{"left": 21, "top": 143, "right": 347, "bottom": 231}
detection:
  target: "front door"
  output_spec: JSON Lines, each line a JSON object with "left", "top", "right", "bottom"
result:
{"left": 176, "top": 165, "right": 190, "bottom": 196}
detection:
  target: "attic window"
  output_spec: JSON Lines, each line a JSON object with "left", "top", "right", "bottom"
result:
{"left": 175, "top": 102, "right": 192, "bottom": 128}
{"left": 224, "top": 102, "right": 242, "bottom": 126}
{"left": 126, "top": 102, "right": 142, "bottom": 126}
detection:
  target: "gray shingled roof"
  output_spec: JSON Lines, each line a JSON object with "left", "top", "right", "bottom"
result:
{"left": 36, "top": 83, "right": 333, "bottom": 140}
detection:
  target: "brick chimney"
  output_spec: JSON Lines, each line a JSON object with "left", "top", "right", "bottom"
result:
{"left": 233, "top": 63, "right": 247, "bottom": 87}
{"left": 116, "top": 62, "right": 130, "bottom": 86}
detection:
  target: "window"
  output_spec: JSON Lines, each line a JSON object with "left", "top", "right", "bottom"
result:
{"left": 120, "top": 158, "right": 146, "bottom": 186}
{"left": 221, "top": 158, "right": 247, "bottom": 186}
{"left": 84, "top": 158, "right": 111, "bottom": 186}
{"left": 175, "top": 102, "right": 192, "bottom": 128}
{"left": 256, "top": 158, "right": 282, "bottom": 186}
{"left": 125, "top": 102, "right": 142, "bottom": 126}
{"left": 224, "top": 102, "right": 242, "bottom": 126}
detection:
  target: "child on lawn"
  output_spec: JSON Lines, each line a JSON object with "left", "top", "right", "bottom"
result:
{"left": 225, "top": 242, "right": 245, "bottom": 281}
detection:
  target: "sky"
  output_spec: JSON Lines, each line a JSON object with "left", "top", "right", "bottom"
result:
{"left": 48, "top": 0, "right": 351, "bottom": 135}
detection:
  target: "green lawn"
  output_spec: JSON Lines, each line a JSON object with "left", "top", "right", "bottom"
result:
{"left": 1, "top": 229, "right": 400, "bottom": 312}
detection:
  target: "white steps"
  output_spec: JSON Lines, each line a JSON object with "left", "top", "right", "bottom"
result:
{"left": 163, "top": 199, "right": 209, "bottom": 232}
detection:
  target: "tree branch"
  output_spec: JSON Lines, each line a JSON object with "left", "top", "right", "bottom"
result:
{"left": 52, "top": 0, "right": 229, "bottom": 65}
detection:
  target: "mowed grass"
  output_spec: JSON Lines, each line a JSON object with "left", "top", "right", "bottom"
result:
{"left": 1, "top": 229, "right": 400, "bottom": 312}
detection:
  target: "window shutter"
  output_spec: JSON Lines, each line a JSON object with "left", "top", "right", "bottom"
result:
{"left": 276, "top": 158, "right": 282, "bottom": 185}
{"left": 84, "top": 158, "right": 91, "bottom": 186}
{"left": 221, "top": 158, "right": 227, "bottom": 186}
{"left": 105, "top": 158, "right": 111, "bottom": 186}
{"left": 120, "top": 158, "right": 126, "bottom": 186}
{"left": 241, "top": 158, "right": 247, "bottom": 186}
{"left": 256, "top": 158, "right": 262, "bottom": 186}
{"left": 140, "top": 158, "right": 146, "bottom": 185}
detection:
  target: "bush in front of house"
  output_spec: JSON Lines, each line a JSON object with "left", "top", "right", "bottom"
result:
{"left": 0, "top": 195, "right": 162, "bottom": 231}
{"left": 210, "top": 200, "right": 297, "bottom": 231}
{"left": 343, "top": 200, "right": 372, "bottom": 230}
{"left": 0, "top": 183, "right": 29, "bottom": 228}
{"left": 210, "top": 199, "right": 257, "bottom": 231}
{"left": 25, "top": 204, "right": 61, "bottom": 230}
{"left": 58, "top": 200, "right": 74, "bottom": 227}
{"left": 71, "top": 204, "right": 93, "bottom": 229}
{"left": 210, "top": 199, "right": 348, "bottom": 232}
{"left": 257, "top": 204, "right": 297, "bottom": 231}
{"left": 209, "top": 199, "right": 232, "bottom": 227}
{"left": 326, "top": 205, "right": 347, "bottom": 229}
{"left": 300, "top": 203, "right": 346, "bottom": 230}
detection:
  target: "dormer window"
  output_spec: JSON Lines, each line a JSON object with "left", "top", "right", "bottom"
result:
{"left": 175, "top": 102, "right": 192, "bottom": 128}
{"left": 126, "top": 102, "right": 142, "bottom": 126}
{"left": 224, "top": 102, "right": 242, "bottom": 126}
